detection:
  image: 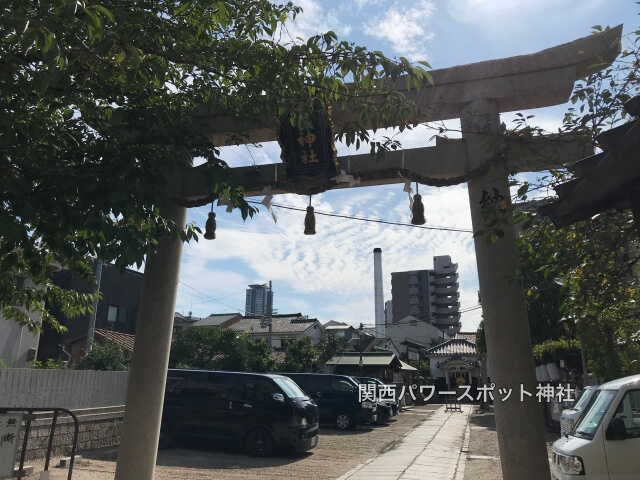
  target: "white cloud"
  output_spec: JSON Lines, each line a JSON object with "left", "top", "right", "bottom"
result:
{"left": 352, "top": 0, "right": 387, "bottom": 10}
{"left": 281, "top": 0, "right": 352, "bottom": 43}
{"left": 362, "top": 0, "right": 436, "bottom": 61}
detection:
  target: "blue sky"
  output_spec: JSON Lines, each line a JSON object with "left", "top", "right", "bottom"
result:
{"left": 171, "top": 0, "right": 636, "bottom": 333}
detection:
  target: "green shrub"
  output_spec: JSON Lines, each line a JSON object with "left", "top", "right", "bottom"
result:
{"left": 76, "top": 340, "right": 131, "bottom": 371}
{"left": 27, "top": 358, "right": 63, "bottom": 369}
{"left": 533, "top": 338, "right": 581, "bottom": 365}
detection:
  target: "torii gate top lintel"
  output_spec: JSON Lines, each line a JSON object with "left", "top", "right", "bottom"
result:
{"left": 180, "top": 26, "right": 621, "bottom": 204}
{"left": 193, "top": 25, "right": 622, "bottom": 146}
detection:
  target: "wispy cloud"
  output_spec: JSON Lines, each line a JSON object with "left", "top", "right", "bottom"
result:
{"left": 362, "top": 0, "right": 436, "bottom": 61}
{"left": 352, "top": 0, "right": 387, "bottom": 10}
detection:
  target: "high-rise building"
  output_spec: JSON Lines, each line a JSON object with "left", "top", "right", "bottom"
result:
{"left": 390, "top": 255, "right": 461, "bottom": 334}
{"left": 244, "top": 284, "right": 272, "bottom": 317}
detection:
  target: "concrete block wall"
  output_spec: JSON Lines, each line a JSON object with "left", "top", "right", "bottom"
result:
{"left": 0, "top": 369, "right": 128, "bottom": 409}
{"left": 0, "top": 369, "right": 129, "bottom": 460}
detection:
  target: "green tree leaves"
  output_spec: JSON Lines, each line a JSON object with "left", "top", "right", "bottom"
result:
{"left": 518, "top": 209, "right": 640, "bottom": 380}
{"left": 282, "top": 337, "right": 317, "bottom": 372}
{"left": 76, "top": 340, "right": 131, "bottom": 371}
{"left": 1, "top": 0, "right": 432, "bottom": 333}
{"left": 169, "top": 327, "right": 277, "bottom": 372}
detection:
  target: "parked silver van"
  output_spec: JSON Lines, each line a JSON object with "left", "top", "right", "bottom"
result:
{"left": 551, "top": 374, "right": 640, "bottom": 479}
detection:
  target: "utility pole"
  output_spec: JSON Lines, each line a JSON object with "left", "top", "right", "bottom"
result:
{"left": 86, "top": 259, "right": 103, "bottom": 354}
{"left": 267, "top": 281, "right": 272, "bottom": 349}
{"left": 359, "top": 323, "right": 364, "bottom": 376}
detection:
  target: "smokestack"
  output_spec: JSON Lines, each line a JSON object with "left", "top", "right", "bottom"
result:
{"left": 373, "top": 248, "right": 385, "bottom": 337}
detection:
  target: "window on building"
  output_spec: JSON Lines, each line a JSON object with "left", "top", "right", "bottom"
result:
{"left": 107, "top": 305, "right": 128, "bottom": 324}
{"left": 12, "top": 275, "right": 25, "bottom": 289}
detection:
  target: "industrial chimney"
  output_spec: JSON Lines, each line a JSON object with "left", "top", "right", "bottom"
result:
{"left": 373, "top": 248, "right": 385, "bottom": 337}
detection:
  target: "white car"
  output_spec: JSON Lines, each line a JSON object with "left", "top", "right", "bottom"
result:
{"left": 551, "top": 374, "right": 640, "bottom": 479}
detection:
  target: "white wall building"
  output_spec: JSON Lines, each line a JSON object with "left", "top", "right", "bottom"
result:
{"left": 0, "top": 270, "right": 61, "bottom": 368}
{"left": 385, "top": 315, "right": 450, "bottom": 350}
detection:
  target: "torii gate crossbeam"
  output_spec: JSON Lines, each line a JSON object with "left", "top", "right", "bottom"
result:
{"left": 114, "top": 26, "right": 623, "bottom": 480}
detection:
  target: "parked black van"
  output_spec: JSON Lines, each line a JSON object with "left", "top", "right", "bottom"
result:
{"left": 281, "top": 373, "right": 377, "bottom": 430}
{"left": 161, "top": 369, "right": 319, "bottom": 456}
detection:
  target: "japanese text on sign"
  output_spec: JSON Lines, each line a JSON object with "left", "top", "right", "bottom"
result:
{"left": 358, "top": 383, "right": 576, "bottom": 403}
{"left": 278, "top": 107, "right": 339, "bottom": 179}
{"left": 0, "top": 414, "right": 23, "bottom": 478}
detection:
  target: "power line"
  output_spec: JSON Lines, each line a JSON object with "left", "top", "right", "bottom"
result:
{"left": 357, "top": 304, "right": 483, "bottom": 331}
{"left": 246, "top": 200, "right": 473, "bottom": 233}
{"left": 178, "top": 281, "right": 247, "bottom": 314}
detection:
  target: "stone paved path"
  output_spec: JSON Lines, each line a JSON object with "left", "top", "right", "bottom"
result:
{"left": 336, "top": 405, "right": 472, "bottom": 480}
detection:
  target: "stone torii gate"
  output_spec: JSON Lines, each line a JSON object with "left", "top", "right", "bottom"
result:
{"left": 114, "top": 27, "right": 622, "bottom": 480}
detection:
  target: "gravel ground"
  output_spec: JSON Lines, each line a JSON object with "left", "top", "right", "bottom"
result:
{"left": 16, "top": 405, "right": 440, "bottom": 480}
{"left": 463, "top": 408, "right": 561, "bottom": 480}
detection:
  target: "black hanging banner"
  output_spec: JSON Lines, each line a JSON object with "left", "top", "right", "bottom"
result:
{"left": 278, "top": 105, "right": 339, "bottom": 181}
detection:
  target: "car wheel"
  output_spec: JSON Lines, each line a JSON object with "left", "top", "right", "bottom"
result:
{"left": 335, "top": 411, "right": 353, "bottom": 430}
{"left": 158, "top": 423, "right": 175, "bottom": 450}
{"left": 245, "top": 427, "right": 274, "bottom": 457}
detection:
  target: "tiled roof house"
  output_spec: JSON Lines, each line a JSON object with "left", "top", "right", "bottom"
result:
{"left": 191, "top": 313, "right": 242, "bottom": 328}
{"left": 423, "top": 338, "right": 481, "bottom": 396}
{"left": 225, "top": 313, "right": 325, "bottom": 347}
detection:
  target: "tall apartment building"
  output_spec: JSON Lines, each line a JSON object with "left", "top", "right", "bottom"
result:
{"left": 244, "top": 284, "right": 273, "bottom": 316}
{"left": 390, "top": 255, "right": 461, "bottom": 334}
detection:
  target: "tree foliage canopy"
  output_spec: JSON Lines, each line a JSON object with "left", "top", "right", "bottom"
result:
{"left": 315, "top": 332, "right": 351, "bottom": 364}
{"left": 169, "top": 327, "right": 277, "bottom": 372}
{"left": 1, "top": 0, "right": 432, "bottom": 333}
{"left": 281, "top": 336, "right": 317, "bottom": 372}
{"left": 75, "top": 339, "right": 131, "bottom": 371}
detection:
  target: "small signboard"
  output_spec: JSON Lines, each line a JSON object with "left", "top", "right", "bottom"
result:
{"left": 278, "top": 106, "right": 339, "bottom": 181}
{"left": 0, "top": 413, "right": 22, "bottom": 478}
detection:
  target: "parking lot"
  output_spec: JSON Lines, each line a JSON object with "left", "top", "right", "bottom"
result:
{"left": 22, "top": 405, "right": 440, "bottom": 480}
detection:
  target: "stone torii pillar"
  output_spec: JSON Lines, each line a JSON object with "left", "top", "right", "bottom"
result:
{"left": 462, "top": 98, "right": 548, "bottom": 478}
{"left": 114, "top": 27, "right": 622, "bottom": 480}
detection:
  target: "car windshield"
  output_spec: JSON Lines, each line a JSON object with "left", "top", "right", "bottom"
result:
{"left": 356, "top": 377, "right": 384, "bottom": 386}
{"left": 274, "top": 376, "right": 308, "bottom": 399}
{"left": 573, "top": 387, "right": 597, "bottom": 411}
{"left": 574, "top": 389, "right": 617, "bottom": 438}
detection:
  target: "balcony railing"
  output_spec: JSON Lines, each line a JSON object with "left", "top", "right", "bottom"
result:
{"left": 433, "top": 283, "right": 459, "bottom": 294}
{"left": 434, "top": 304, "right": 460, "bottom": 314}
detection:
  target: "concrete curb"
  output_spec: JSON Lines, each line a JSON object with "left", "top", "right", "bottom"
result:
{"left": 453, "top": 418, "right": 472, "bottom": 480}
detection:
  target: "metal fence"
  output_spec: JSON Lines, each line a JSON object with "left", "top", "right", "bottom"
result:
{"left": 0, "top": 369, "right": 128, "bottom": 409}
{"left": 0, "top": 407, "right": 79, "bottom": 480}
